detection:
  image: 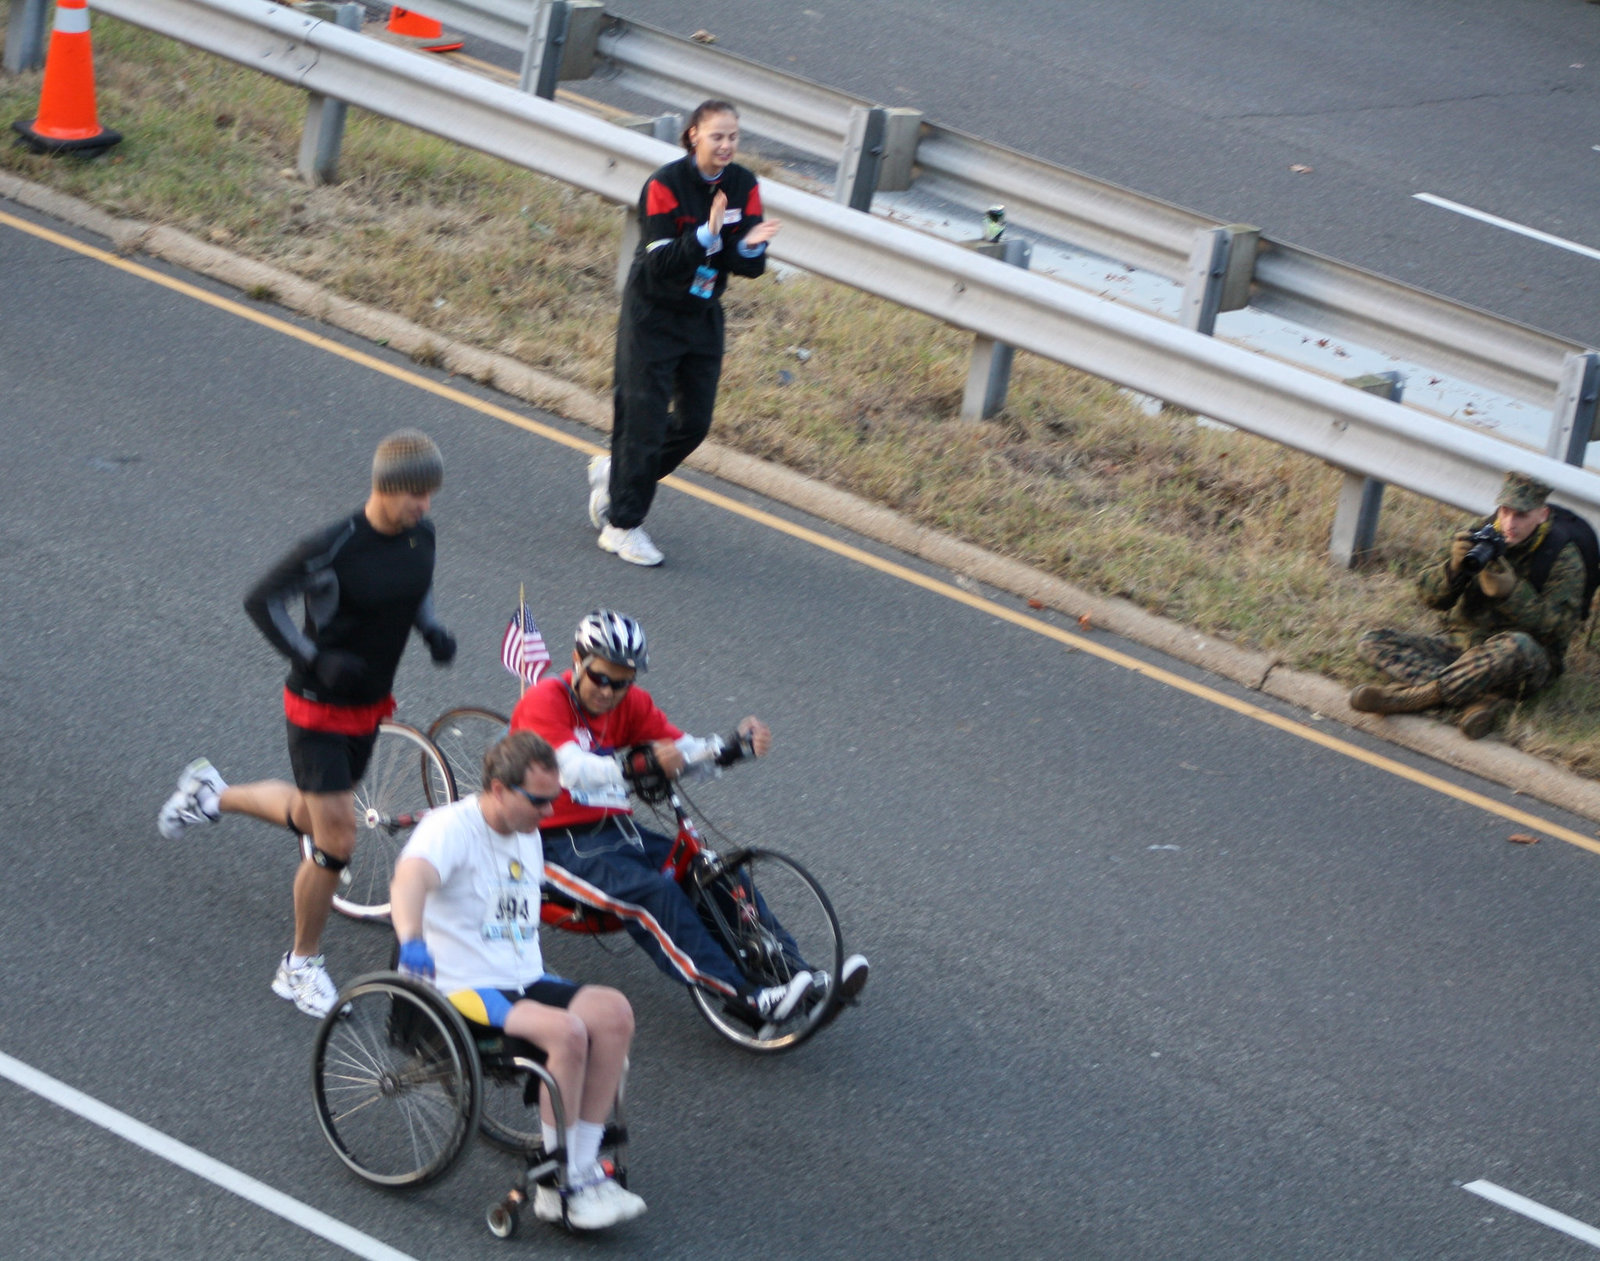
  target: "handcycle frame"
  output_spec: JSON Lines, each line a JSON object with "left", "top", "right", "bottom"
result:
{"left": 311, "top": 970, "right": 629, "bottom": 1240}
{"left": 540, "top": 770, "right": 846, "bottom": 1053}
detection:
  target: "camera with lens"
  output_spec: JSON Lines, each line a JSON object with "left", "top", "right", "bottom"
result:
{"left": 1459, "top": 523, "right": 1507, "bottom": 575}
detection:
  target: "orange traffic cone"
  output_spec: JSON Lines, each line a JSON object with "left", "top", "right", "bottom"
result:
{"left": 385, "top": 7, "right": 464, "bottom": 54}
{"left": 13, "top": 0, "right": 121, "bottom": 156}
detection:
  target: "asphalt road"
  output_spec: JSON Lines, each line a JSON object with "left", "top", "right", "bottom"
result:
{"left": 595, "top": 0, "right": 1600, "bottom": 347}
{"left": 7, "top": 198, "right": 1600, "bottom": 1257}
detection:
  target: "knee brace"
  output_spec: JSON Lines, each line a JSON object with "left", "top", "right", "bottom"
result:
{"left": 307, "top": 844, "right": 349, "bottom": 873}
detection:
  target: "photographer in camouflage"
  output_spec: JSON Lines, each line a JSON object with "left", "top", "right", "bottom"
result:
{"left": 1348, "top": 472, "right": 1593, "bottom": 740}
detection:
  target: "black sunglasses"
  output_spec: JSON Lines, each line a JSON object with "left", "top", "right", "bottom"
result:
{"left": 510, "top": 785, "right": 557, "bottom": 809}
{"left": 584, "top": 667, "right": 634, "bottom": 692}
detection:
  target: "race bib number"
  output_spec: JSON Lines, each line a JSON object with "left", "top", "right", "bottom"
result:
{"left": 483, "top": 873, "right": 537, "bottom": 943}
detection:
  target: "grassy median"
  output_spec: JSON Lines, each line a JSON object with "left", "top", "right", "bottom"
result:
{"left": 6, "top": 18, "right": 1598, "bottom": 774}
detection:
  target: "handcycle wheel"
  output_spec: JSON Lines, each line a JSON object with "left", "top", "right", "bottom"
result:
{"left": 306, "top": 722, "right": 455, "bottom": 922}
{"left": 312, "top": 972, "right": 482, "bottom": 1188}
{"left": 427, "top": 707, "right": 510, "bottom": 800}
{"left": 688, "top": 847, "right": 844, "bottom": 1053}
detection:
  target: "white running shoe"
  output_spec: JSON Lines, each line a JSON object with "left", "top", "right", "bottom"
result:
{"left": 838, "top": 953, "right": 870, "bottom": 1002}
{"left": 590, "top": 1176, "right": 647, "bottom": 1223}
{"left": 272, "top": 953, "right": 339, "bottom": 1018}
{"left": 533, "top": 1178, "right": 630, "bottom": 1231}
{"left": 586, "top": 454, "right": 611, "bottom": 529}
{"left": 597, "top": 524, "right": 664, "bottom": 567}
{"left": 157, "top": 758, "right": 227, "bottom": 840}
{"left": 752, "top": 970, "right": 814, "bottom": 1022}
{"left": 532, "top": 1184, "right": 565, "bottom": 1225}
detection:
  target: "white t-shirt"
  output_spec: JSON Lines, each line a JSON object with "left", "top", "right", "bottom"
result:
{"left": 399, "top": 796, "right": 545, "bottom": 993}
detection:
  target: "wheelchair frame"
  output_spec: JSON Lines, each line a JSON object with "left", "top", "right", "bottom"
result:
{"left": 311, "top": 971, "right": 629, "bottom": 1240}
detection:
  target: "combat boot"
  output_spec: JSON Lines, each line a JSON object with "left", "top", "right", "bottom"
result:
{"left": 1457, "top": 696, "right": 1508, "bottom": 740}
{"left": 1348, "top": 681, "right": 1444, "bottom": 715}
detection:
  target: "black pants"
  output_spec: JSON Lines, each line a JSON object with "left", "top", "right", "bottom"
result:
{"left": 608, "top": 292, "right": 724, "bottom": 530}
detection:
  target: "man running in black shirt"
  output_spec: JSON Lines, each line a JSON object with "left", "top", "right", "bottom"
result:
{"left": 157, "top": 431, "right": 456, "bottom": 1016}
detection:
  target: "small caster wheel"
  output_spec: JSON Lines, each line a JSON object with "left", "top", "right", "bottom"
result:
{"left": 486, "top": 1200, "right": 519, "bottom": 1239}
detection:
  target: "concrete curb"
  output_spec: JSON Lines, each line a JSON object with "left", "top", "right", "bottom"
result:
{"left": 7, "top": 170, "right": 1597, "bottom": 827}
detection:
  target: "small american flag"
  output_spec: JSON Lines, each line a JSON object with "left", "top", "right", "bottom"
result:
{"left": 501, "top": 604, "right": 551, "bottom": 685}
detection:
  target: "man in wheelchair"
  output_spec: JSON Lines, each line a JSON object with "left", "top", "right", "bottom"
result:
{"left": 510, "top": 609, "right": 868, "bottom": 1026}
{"left": 389, "top": 730, "right": 645, "bottom": 1232}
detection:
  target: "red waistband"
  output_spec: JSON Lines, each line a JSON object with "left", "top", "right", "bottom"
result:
{"left": 283, "top": 687, "right": 395, "bottom": 735}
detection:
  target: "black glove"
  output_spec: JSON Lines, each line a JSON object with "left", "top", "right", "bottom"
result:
{"left": 713, "top": 730, "right": 751, "bottom": 766}
{"left": 424, "top": 626, "right": 457, "bottom": 665}
{"left": 619, "top": 745, "right": 671, "bottom": 802}
{"left": 312, "top": 650, "right": 366, "bottom": 692}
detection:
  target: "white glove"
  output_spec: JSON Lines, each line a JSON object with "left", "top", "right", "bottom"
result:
{"left": 673, "top": 734, "right": 727, "bottom": 781}
{"left": 555, "top": 743, "right": 629, "bottom": 810}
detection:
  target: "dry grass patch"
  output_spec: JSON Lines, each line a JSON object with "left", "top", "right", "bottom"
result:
{"left": 6, "top": 19, "right": 1599, "bottom": 772}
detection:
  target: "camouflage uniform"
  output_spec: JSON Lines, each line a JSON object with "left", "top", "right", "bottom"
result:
{"left": 1357, "top": 519, "right": 1585, "bottom": 706}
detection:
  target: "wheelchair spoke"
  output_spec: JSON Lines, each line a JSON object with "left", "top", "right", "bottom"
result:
{"left": 312, "top": 975, "right": 480, "bottom": 1187}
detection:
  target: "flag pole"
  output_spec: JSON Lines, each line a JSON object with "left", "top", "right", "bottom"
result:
{"left": 518, "top": 583, "right": 527, "bottom": 699}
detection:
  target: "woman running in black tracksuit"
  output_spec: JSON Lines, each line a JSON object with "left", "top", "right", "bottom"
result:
{"left": 588, "top": 100, "right": 782, "bottom": 567}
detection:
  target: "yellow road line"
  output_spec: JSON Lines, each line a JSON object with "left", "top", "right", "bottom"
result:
{"left": 5, "top": 206, "right": 1592, "bottom": 855}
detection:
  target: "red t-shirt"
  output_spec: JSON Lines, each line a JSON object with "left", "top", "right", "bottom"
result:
{"left": 509, "top": 671, "right": 681, "bottom": 829}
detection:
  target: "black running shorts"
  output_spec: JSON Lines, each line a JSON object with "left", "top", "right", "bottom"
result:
{"left": 285, "top": 721, "right": 380, "bottom": 795}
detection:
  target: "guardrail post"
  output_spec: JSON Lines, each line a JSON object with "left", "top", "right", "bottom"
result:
{"left": 835, "top": 105, "right": 887, "bottom": 213}
{"left": 296, "top": 2, "right": 362, "bottom": 186}
{"left": 1329, "top": 371, "right": 1403, "bottom": 567}
{"left": 1546, "top": 350, "right": 1600, "bottom": 467}
{"left": 558, "top": 0, "right": 604, "bottom": 80}
{"left": 615, "top": 215, "right": 639, "bottom": 294}
{"left": 875, "top": 108, "right": 922, "bottom": 192}
{"left": 616, "top": 111, "right": 679, "bottom": 144}
{"left": 961, "top": 237, "right": 1033, "bottom": 420}
{"left": 1179, "top": 224, "right": 1259, "bottom": 336}
{"left": 522, "top": 0, "right": 570, "bottom": 98}
{"left": 3, "top": 0, "right": 49, "bottom": 74}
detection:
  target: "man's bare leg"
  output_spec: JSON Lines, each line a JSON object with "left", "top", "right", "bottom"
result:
{"left": 292, "top": 790, "right": 356, "bottom": 957}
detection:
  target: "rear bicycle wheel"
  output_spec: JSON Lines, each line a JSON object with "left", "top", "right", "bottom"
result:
{"left": 688, "top": 848, "right": 843, "bottom": 1053}
{"left": 312, "top": 973, "right": 481, "bottom": 1188}
{"left": 426, "top": 707, "right": 509, "bottom": 800}
{"left": 307, "top": 722, "right": 454, "bottom": 922}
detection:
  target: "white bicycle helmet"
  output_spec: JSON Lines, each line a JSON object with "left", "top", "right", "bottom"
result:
{"left": 574, "top": 609, "right": 649, "bottom": 671}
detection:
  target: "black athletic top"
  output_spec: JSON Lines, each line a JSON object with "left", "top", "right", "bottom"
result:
{"left": 243, "top": 511, "right": 441, "bottom": 706}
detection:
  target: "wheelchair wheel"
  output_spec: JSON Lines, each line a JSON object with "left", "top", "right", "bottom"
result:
{"left": 688, "top": 848, "right": 844, "bottom": 1053}
{"left": 427, "top": 707, "right": 509, "bottom": 800}
{"left": 477, "top": 1061, "right": 545, "bottom": 1156}
{"left": 308, "top": 722, "right": 455, "bottom": 922}
{"left": 312, "top": 972, "right": 482, "bottom": 1188}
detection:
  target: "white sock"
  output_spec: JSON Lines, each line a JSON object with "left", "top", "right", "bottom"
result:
{"left": 569, "top": 1120, "right": 606, "bottom": 1182}
{"left": 541, "top": 1121, "right": 559, "bottom": 1157}
{"left": 288, "top": 952, "right": 313, "bottom": 969}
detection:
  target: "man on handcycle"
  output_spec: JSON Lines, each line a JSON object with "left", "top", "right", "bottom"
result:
{"left": 390, "top": 731, "right": 645, "bottom": 1232}
{"left": 509, "top": 609, "right": 868, "bottom": 1027}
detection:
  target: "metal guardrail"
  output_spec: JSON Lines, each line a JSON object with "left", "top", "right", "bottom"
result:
{"left": 78, "top": 0, "right": 1600, "bottom": 531}
{"left": 523, "top": 7, "right": 1597, "bottom": 418}
{"left": 591, "top": 14, "right": 872, "bottom": 162}
{"left": 21, "top": 0, "right": 1590, "bottom": 419}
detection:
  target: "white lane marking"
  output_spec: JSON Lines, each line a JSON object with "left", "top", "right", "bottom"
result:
{"left": 1414, "top": 193, "right": 1600, "bottom": 263}
{"left": 0, "top": 1050, "right": 419, "bottom": 1261}
{"left": 1463, "top": 1179, "right": 1600, "bottom": 1249}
